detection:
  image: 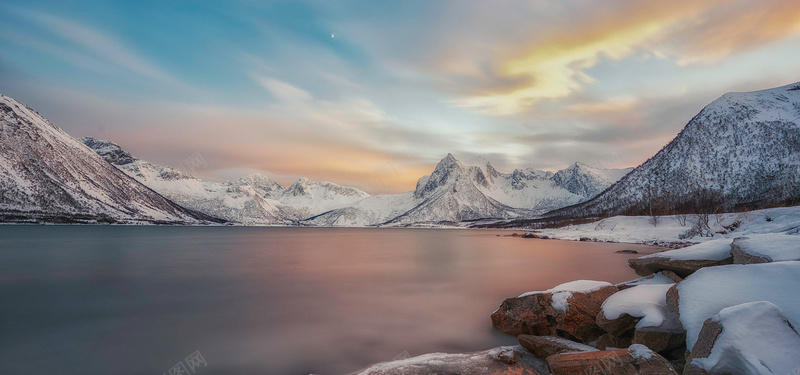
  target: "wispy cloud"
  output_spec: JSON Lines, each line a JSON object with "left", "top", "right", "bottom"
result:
{"left": 17, "top": 10, "right": 179, "bottom": 84}
{"left": 253, "top": 75, "right": 313, "bottom": 102}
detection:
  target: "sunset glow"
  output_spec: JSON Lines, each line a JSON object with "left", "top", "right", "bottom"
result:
{"left": 2, "top": 0, "right": 799, "bottom": 192}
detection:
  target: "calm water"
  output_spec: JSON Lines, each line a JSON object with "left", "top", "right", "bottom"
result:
{"left": 0, "top": 226, "right": 661, "bottom": 375}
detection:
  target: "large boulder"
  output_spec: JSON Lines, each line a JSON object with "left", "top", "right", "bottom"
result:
{"left": 356, "top": 345, "right": 548, "bottom": 375}
{"left": 684, "top": 301, "right": 800, "bottom": 375}
{"left": 730, "top": 233, "right": 800, "bottom": 264}
{"left": 545, "top": 344, "right": 678, "bottom": 375}
{"left": 492, "top": 281, "right": 618, "bottom": 342}
{"left": 628, "top": 239, "right": 734, "bottom": 277}
{"left": 598, "top": 281, "right": 685, "bottom": 353}
{"left": 518, "top": 335, "right": 597, "bottom": 360}
{"left": 673, "top": 262, "right": 800, "bottom": 352}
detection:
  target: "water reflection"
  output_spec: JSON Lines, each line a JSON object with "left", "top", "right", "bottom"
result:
{"left": 0, "top": 226, "right": 661, "bottom": 374}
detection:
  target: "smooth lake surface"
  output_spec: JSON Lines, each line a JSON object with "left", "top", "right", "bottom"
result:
{"left": 0, "top": 226, "right": 662, "bottom": 374}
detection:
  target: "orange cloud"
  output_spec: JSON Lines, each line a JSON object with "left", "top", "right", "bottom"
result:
{"left": 450, "top": 0, "right": 800, "bottom": 115}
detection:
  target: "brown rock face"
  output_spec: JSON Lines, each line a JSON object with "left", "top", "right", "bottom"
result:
{"left": 632, "top": 328, "right": 686, "bottom": 353}
{"left": 628, "top": 257, "right": 732, "bottom": 278}
{"left": 596, "top": 333, "right": 632, "bottom": 350}
{"left": 491, "top": 292, "right": 557, "bottom": 337}
{"left": 597, "top": 312, "right": 638, "bottom": 337}
{"left": 730, "top": 243, "right": 771, "bottom": 264}
{"left": 518, "top": 335, "right": 597, "bottom": 360}
{"left": 492, "top": 285, "right": 618, "bottom": 342}
{"left": 682, "top": 318, "right": 722, "bottom": 375}
{"left": 546, "top": 347, "right": 678, "bottom": 375}
{"left": 559, "top": 285, "right": 619, "bottom": 342}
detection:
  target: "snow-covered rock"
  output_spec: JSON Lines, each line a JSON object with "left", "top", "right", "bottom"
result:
{"left": 730, "top": 233, "right": 800, "bottom": 264}
{"left": 628, "top": 238, "right": 735, "bottom": 277}
{"left": 550, "top": 81, "right": 800, "bottom": 218}
{"left": 674, "top": 261, "right": 800, "bottom": 351}
{"left": 685, "top": 301, "right": 800, "bottom": 375}
{"left": 0, "top": 94, "right": 210, "bottom": 224}
{"left": 601, "top": 284, "right": 678, "bottom": 332}
{"left": 599, "top": 282, "right": 685, "bottom": 353}
{"left": 492, "top": 280, "right": 618, "bottom": 342}
{"left": 356, "top": 345, "right": 548, "bottom": 375}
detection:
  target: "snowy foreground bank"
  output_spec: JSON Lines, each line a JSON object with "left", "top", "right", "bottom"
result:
{"left": 356, "top": 208, "right": 800, "bottom": 375}
{"left": 538, "top": 205, "right": 800, "bottom": 246}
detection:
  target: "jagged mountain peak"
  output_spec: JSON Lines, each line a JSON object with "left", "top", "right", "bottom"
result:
{"left": 79, "top": 137, "right": 137, "bottom": 166}
{"left": 233, "top": 173, "right": 286, "bottom": 198}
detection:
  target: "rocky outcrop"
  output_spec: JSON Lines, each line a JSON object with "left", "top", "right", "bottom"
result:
{"left": 356, "top": 345, "right": 548, "bottom": 375}
{"left": 517, "top": 335, "right": 597, "bottom": 360}
{"left": 545, "top": 345, "right": 678, "bottom": 375}
{"left": 628, "top": 256, "right": 732, "bottom": 278}
{"left": 492, "top": 282, "right": 618, "bottom": 342}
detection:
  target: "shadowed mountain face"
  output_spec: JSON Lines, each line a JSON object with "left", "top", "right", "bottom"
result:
{"left": 0, "top": 94, "right": 211, "bottom": 224}
{"left": 549, "top": 82, "right": 800, "bottom": 218}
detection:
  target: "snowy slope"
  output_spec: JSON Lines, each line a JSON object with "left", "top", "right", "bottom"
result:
{"left": 537, "top": 205, "right": 800, "bottom": 245}
{"left": 0, "top": 94, "right": 210, "bottom": 224}
{"left": 550, "top": 81, "right": 800, "bottom": 218}
{"left": 81, "top": 137, "right": 369, "bottom": 224}
{"left": 278, "top": 178, "right": 369, "bottom": 218}
{"left": 309, "top": 154, "right": 631, "bottom": 226}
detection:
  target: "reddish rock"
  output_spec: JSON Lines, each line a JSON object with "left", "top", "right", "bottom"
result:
{"left": 492, "top": 285, "right": 618, "bottom": 342}
{"left": 557, "top": 285, "right": 619, "bottom": 342}
{"left": 596, "top": 333, "right": 632, "bottom": 350}
{"left": 546, "top": 346, "right": 678, "bottom": 375}
{"left": 518, "top": 335, "right": 597, "bottom": 360}
{"left": 491, "top": 292, "right": 557, "bottom": 337}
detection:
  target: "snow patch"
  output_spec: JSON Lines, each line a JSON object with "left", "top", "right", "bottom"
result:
{"left": 691, "top": 301, "right": 800, "bottom": 375}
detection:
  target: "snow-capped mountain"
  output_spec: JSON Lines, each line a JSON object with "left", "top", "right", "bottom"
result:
{"left": 308, "top": 154, "right": 632, "bottom": 226}
{"left": 0, "top": 94, "right": 212, "bottom": 224}
{"left": 81, "top": 137, "right": 369, "bottom": 224}
{"left": 549, "top": 81, "right": 800, "bottom": 218}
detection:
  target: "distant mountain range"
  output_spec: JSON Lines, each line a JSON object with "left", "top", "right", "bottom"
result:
{"left": 80, "top": 139, "right": 629, "bottom": 226}
{"left": 307, "top": 154, "right": 630, "bottom": 226}
{"left": 549, "top": 81, "right": 800, "bottom": 219}
{"left": 3, "top": 80, "right": 798, "bottom": 226}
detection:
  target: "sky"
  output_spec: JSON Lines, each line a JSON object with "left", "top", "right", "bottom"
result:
{"left": 1, "top": 0, "right": 800, "bottom": 193}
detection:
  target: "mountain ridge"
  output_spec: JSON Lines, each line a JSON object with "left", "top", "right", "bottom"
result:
{"left": 0, "top": 94, "right": 216, "bottom": 224}
{"left": 546, "top": 81, "right": 800, "bottom": 219}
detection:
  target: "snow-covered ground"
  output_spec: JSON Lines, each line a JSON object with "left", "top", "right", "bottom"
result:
{"left": 538, "top": 205, "right": 800, "bottom": 245}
